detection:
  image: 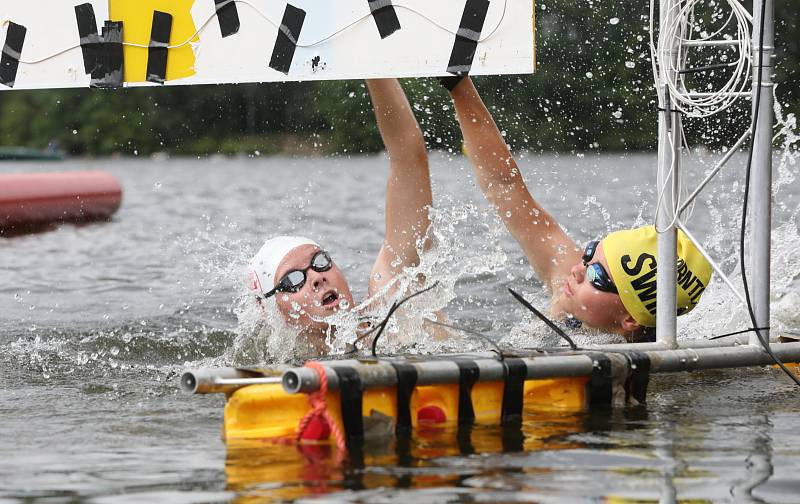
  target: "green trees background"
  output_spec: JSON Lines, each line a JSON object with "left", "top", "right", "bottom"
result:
{"left": 0, "top": 0, "right": 797, "bottom": 156}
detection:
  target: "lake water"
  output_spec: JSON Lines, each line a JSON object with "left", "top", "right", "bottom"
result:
{"left": 2, "top": 152, "right": 799, "bottom": 502}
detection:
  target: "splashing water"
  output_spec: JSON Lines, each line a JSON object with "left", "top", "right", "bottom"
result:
{"left": 227, "top": 191, "right": 511, "bottom": 363}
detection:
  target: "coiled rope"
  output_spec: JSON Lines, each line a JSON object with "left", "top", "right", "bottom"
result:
{"left": 295, "top": 361, "right": 347, "bottom": 455}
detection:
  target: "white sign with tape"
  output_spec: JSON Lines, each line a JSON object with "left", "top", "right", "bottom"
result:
{"left": 0, "top": 0, "right": 535, "bottom": 91}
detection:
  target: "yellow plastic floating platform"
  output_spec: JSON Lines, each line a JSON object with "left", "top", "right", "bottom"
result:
{"left": 224, "top": 377, "right": 589, "bottom": 443}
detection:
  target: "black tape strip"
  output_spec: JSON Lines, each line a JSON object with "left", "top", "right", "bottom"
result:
{"left": 268, "top": 4, "right": 306, "bottom": 75}
{"left": 214, "top": 0, "right": 241, "bottom": 38}
{"left": 625, "top": 351, "right": 651, "bottom": 404}
{"left": 586, "top": 353, "right": 613, "bottom": 406}
{"left": 0, "top": 22, "right": 26, "bottom": 88}
{"left": 456, "top": 361, "right": 479, "bottom": 422}
{"left": 75, "top": 4, "right": 100, "bottom": 75}
{"left": 333, "top": 367, "right": 364, "bottom": 441}
{"left": 501, "top": 358, "right": 527, "bottom": 422}
{"left": 368, "top": 0, "right": 401, "bottom": 39}
{"left": 457, "top": 423, "right": 475, "bottom": 455}
{"left": 446, "top": 0, "right": 490, "bottom": 76}
{"left": 391, "top": 363, "right": 417, "bottom": 433}
{"left": 91, "top": 21, "right": 124, "bottom": 89}
{"left": 146, "top": 11, "right": 172, "bottom": 84}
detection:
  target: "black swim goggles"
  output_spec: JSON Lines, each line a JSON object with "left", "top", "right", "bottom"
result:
{"left": 582, "top": 240, "right": 618, "bottom": 294}
{"left": 261, "top": 250, "right": 333, "bottom": 299}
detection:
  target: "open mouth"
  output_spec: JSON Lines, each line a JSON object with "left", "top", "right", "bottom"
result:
{"left": 321, "top": 290, "right": 339, "bottom": 307}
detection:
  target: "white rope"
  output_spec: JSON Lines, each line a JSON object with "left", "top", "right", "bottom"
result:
{"left": 650, "top": 0, "right": 752, "bottom": 118}
{"left": 9, "top": 0, "right": 509, "bottom": 66}
{"left": 650, "top": 0, "right": 753, "bottom": 234}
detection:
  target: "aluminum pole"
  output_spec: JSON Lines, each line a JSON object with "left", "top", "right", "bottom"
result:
{"left": 656, "top": 0, "right": 681, "bottom": 348}
{"left": 749, "top": 0, "right": 773, "bottom": 347}
{"left": 279, "top": 343, "right": 800, "bottom": 394}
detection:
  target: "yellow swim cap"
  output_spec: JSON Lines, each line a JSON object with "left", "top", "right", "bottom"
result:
{"left": 601, "top": 226, "right": 712, "bottom": 327}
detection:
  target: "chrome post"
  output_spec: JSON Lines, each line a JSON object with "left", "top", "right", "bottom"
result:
{"left": 749, "top": 0, "right": 773, "bottom": 347}
{"left": 655, "top": 0, "right": 680, "bottom": 348}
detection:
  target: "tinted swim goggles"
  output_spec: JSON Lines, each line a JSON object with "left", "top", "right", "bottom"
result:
{"left": 262, "top": 250, "right": 333, "bottom": 299}
{"left": 582, "top": 240, "right": 618, "bottom": 294}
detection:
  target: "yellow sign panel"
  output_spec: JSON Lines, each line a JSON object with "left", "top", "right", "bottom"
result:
{"left": 108, "top": 0, "right": 197, "bottom": 83}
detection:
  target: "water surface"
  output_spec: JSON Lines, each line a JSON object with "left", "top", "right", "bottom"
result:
{"left": 2, "top": 153, "right": 799, "bottom": 502}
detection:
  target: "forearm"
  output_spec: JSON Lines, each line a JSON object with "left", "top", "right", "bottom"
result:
{"left": 449, "top": 78, "right": 520, "bottom": 190}
{"left": 447, "top": 78, "right": 579, "bottom": 283}
{"left": 366, "top": 79, "right": 433, "bottom": 278}
{"left": 366, "top": 79, "right": 426, "bottom": 163}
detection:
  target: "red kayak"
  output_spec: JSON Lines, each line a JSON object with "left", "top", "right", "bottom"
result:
{"left": 0, "top": 171, "right": 122, "bottom": 236}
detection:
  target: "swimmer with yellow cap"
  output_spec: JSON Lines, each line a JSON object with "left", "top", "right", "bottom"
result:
{"left": 442, "top": 76, "right": 712, "bottom": 342}
{"left": 249, "top": 79, "right": 436, "bottom": 351}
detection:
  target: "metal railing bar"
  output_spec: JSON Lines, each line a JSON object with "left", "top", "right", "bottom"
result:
{"left": 677, "top": 220, "right": 748, "bottom": 306}
{"left": 682, "top": 39, "right": 743, "bottom": 47}
{"left": 678, "top": 127, "right": 753, "bottom": 213}
{"left": 685, "top": 91, "right": 752, "bottom": 98}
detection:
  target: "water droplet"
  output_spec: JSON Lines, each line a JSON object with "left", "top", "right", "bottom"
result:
{"left": 110, "top": 346, "right": 120, "bottom": 356}
{"left": 72, "top": 129, "right": 78, "bottom": 135}
{"left": 609, "top": 17, "right": 619, "bottom": 25}
{"left": 586, "top": 71, "right": 594, "bottom": 78}
{"left": 625, "top": 61, "right": 635, "bottom": 69}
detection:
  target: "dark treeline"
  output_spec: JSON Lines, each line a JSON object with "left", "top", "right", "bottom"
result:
{"left": 0, "top": 0, "right": 797, "bottom": 156}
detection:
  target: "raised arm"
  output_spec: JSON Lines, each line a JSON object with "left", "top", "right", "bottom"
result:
{"left": 366, "top": 78, "right": 432, "bottom": 295}
{"left": 446, "top": 77, "right": 580, "bottom": 288}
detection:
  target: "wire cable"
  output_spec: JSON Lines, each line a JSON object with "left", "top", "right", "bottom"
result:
{"left": 739, "top": 0, "right": 800, "bottom": 387}
{"left": 650, "top": 0, "right": 752, "bottom": 118}
{"left": 507, "top": 288, "right": 578, "bottom": 351}
{"left": 352, "top": 281, "right": 440, "bottom": 357}
{"left": 11, "top": 0, "right": 510, "bottom": 66}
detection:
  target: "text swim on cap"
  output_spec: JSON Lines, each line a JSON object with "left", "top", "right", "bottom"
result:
{"left": 249, "top": 236, "right": 319, "bottom": 295}
{"left": 601, "top": 226, "right": 712, "bottom": 327}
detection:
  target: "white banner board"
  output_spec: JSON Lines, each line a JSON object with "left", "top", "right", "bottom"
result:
{"left": 0, "top": 0, "right": 534, "bottom": 91}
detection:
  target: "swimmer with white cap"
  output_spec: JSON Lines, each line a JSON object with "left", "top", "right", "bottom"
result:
{"left": 440, "top": 76, "right": 712, "bottom": 342}
{"left": 250, "top": 79, "right": 434, "bottom": 349}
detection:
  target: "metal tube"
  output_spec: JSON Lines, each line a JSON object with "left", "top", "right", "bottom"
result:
{"left": 677, "top": 128, "right": 752, "bottom": 213}
{"left": 189, "top": 336, "right": 780, "bottom": 395}
{"left": 749, "top": 0, "right": 774, "bottom": 347}
{"left": 283, "top": 358, "right": 516, "bottom": 394}
{"left": 656, "top": 0, "right": 681, "bottom": 348}
{"left": 681, "top": 39, "right": 743, "bottom": 47}
{"left": 280, "top": 342, "right": 800, "bottom": 394}
{"left": 676, "top": 221, "right": 748, "bottom": 305}
{"left": 181, "top": 367, "right": 282, "bottom": 394}
{"left": 656, "top": 112, "right": 680, "bottom": 348}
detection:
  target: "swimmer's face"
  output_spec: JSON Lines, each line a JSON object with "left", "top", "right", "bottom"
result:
{"left": 272, "top": 244, "right": 354, "bottom": 332}
{"left": 553, "top": 242, "right": 638, "bottom": 334}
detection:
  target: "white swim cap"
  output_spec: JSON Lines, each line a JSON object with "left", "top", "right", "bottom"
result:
{"left": 249, "top": 236, "right": 320, "bottom": 295}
